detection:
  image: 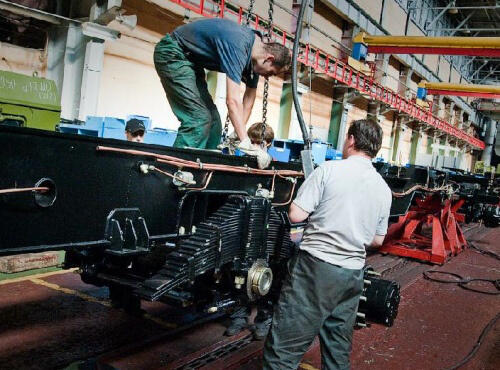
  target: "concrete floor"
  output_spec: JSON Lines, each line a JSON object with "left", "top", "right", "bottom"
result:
{"left": 0, "top": 225, "right": 498, "bottom": 370}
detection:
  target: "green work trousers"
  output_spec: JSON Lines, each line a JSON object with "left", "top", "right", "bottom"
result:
{"left": 263, "top": 250, "right": 364, "bottom": 370}
{"left": 154, "top": 34, "right": 222, "bottom": 149}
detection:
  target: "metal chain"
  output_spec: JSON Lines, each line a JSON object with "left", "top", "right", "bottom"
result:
{"left": 245, "top": 0, "right": 256, "bottom": 26}
{"left": 261, "top": 0, "right": 274, "bottom": 145}
{"left": 222, "top": 0, "right": 256, "bottom": 143}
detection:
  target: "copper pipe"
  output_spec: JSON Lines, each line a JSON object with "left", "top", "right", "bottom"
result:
{"left": 152, "top": 167, "right": 193, "bottom": 184}
{"left": 0, "top": 186, "right": 49, "bottom": 195}
{"left": 183, "top": 171, "right": 214, "bottom": 191}
{"left": 96, "top": 145, "right": 303, "bottom": 177}
{"left": 272, "top": 180, "right": 296, "bottom": 206}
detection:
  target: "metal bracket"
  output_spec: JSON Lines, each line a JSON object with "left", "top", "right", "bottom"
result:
{"left": 104, "top": 208, "right": 150, "bottom": 256}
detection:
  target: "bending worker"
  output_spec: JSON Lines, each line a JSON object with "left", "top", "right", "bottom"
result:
{"left": 263, "top": 119, "right": 392, "bottom": 369}
{"left": 154, "top": 18, "right": 291, "bottom": 168}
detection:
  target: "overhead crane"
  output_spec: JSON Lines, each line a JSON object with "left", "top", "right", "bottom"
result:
{"left": 417, "top": 82, "right": 500, "bottom": 100}
{"left": 351, "top": 33, "right": 500, "bottom": 60}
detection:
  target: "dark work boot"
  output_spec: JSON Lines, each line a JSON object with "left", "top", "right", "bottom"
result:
{"left": 224, "top": 317, "right": 248, "bottom": 336}
{"left": 253, "top": 316, "right": 272, "bottom": 340}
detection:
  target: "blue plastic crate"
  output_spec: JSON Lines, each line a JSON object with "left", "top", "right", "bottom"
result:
{"left": 126, "top": 115, "right": 152, "bottom": 131}
{"left": 312, "top": 142, "right": 327, "bottom": 164}
{"left": 102, "top": 127, "right": 126, "bottom": 140}
{"left": 144, "top": 129, "right": 177, "bottom": 146}
{"left": 103, "top": 117, "right": 125, "bottom": 129}
{"left": 59, "top": 123, "right": 99, "bottom": 137}
{"left": 58, "top": 124, "right": 80, "bottom": 135}
{"left": 79, "top": 128, "right": 99, "bottom": 137}
{"left": 271, "top": 139, "right": 287, "bottom": 149}
{"left": 85, "top": 116, "right": 104, "bottom": 135}
{"left": 269, "top": 146, "right": 291, "bottom": 163}
{"left": 284, "top": 140, "right": 304, "bottom": 161}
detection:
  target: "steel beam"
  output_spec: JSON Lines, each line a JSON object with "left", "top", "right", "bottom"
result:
{"left": 419, "top": 82, "right": 500, "bottom": 99}
{"left": 471, "top": 61, "right": 489, "bottom": 80}
{"left": 449, "top": 10, "right": 476, "bottom": 36}
{"left": 477, "top": 65, "right": 500, "bottom": 84}
{"left": 428, "top": 28, "right": 500, "bottom": 32}
{"left": 323, "top": 0, "right": 475, "bottom": 116}
{"left": 425, "top": 2, "right": 453, "bottom": 32}
{"left": 353, "top": 33, "right": 500, "bottom": 57}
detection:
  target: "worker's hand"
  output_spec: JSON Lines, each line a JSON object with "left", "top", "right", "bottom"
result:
{"left": 238, "top": 137, "right": 272, "bottom": 169}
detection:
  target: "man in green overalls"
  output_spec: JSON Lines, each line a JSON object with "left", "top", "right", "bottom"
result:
{"left": 154, "top": 18, "right": 290, "bottom": 168}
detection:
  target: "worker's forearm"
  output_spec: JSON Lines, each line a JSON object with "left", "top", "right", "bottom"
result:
{"left": 242, "top": 88, "right": 256, "bottom": 125}
{"left": 242, "top": 97, "right": 254, "bottom": 126}
{"left": 227, "top": 100, "right": 248, "bottom": 141}
{"left": 242, "top": 102, "right": 253, "bottom": 125}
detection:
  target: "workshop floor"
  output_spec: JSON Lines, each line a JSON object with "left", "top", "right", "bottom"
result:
{"left": 0, "top": 225, "right": 498, "bottom": 370}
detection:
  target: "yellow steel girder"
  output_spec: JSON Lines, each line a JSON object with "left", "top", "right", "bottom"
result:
{"left": 418, "top": 82, "right": 500, "bottom": 94}
{"left": 353, "top": 32, "right": 500, "bottom": 49}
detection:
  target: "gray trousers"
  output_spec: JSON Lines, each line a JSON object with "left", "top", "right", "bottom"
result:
{"left": 263, "top": 251, "right": 364, "bottom": 370}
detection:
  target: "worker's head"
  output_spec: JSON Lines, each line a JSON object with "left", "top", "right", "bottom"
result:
{"left": 343, "top": 119, "right": 383, "bottom": 159}
{"left": 253, "top": 42, "right": 291, "bottom": 78}
{"left": 247, "top": 122, "right": 275, "bottom": 148}
{"left": 125, "top": 119, "right": 146, "bottom": 143}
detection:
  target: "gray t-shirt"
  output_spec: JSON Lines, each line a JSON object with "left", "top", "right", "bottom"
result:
{"left": 293, "top": 155, "right": 392, "bottom": 269}
{"left": 172, "top": 19, "right": 260, "bottom": 88}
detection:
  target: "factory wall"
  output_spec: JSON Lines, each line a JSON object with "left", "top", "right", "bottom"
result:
{"left": 96, "top": 25, "right": 181, "bottom": 129}
{"left": 0, "top": 0, "right": 479, "bottom": 170}
{"left": 0, "top": 43, "right": 46, "bottom": 77}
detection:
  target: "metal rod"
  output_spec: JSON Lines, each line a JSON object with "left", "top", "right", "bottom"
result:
{"left": 410, "top": 5, "right": 500, "bottom": 10}
{"left": 291, "top": 0, "right": 311, "bottom": 149}
{"left": 425, "top": 2, "right": 453, "bottom": 31}
{"left": 428, "top": 28, "right": 500, "bottom": 32}
{"left": 0, "top": 240, "right": 111, "bottom": 257}
{"left": 450, "top": 10, "right": 476, "bottom": 36}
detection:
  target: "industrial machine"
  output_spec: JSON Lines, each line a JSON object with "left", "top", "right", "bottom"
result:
{"left": 0, "top": 70, "right": 60, "bottom": 130}
{"left": 375, "top": 163, "right": 499, "bottom": 264}
{"left": 0, "top": 124, "right": 400, "bottom": 328}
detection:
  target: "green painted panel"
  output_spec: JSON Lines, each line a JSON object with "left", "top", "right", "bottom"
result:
{"left": 0, "top": 70, "right": 60, "bottom": 111}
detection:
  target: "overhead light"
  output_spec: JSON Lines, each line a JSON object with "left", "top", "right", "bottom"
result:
{"left": 463, "top": 27, "right": 471, "bottom": 34}
{"left": 448, "top": 0, "right": 458, "bottom": 14}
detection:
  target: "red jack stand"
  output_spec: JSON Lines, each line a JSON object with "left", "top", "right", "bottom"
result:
{"left": 379, "top": 195, "right": 467, "bottom": 264}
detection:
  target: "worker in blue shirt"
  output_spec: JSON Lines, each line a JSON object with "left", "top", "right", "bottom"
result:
{"left": 154, "top": 18, "right": 291, "bottom": 168}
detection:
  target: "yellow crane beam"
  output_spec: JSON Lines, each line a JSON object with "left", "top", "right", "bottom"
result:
{"left": 352, "top": 32, "right": 500, "bottom": 58}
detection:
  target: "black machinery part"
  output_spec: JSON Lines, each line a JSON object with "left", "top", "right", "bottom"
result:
{"left": 357, "top": 267, "right": 400, "bottom": 327}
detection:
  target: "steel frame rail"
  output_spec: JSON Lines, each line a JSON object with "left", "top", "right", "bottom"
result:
{"left": 164, "top": 0, "right": 484, "bottom": 149}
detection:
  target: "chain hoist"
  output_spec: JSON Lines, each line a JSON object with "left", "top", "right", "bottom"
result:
{"left": 222, "top": 0, "right": 257, "bottom": 143}
{"left": 245, "top": 0, "right": 256, "bottom": 26}
{"left": 261, "top": 0, "right": 274, "bottom": 145}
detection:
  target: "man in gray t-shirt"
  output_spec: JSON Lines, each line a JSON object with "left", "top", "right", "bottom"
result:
{"left": 154, "top": 19, "right": 290, "bottom": 168}
{"left": 263, "top": 119, "right": 392, "bottom": 370}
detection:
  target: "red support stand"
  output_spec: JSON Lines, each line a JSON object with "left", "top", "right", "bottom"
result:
{"left": 379, "top": 195, "right": 467, "bottom": 265}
